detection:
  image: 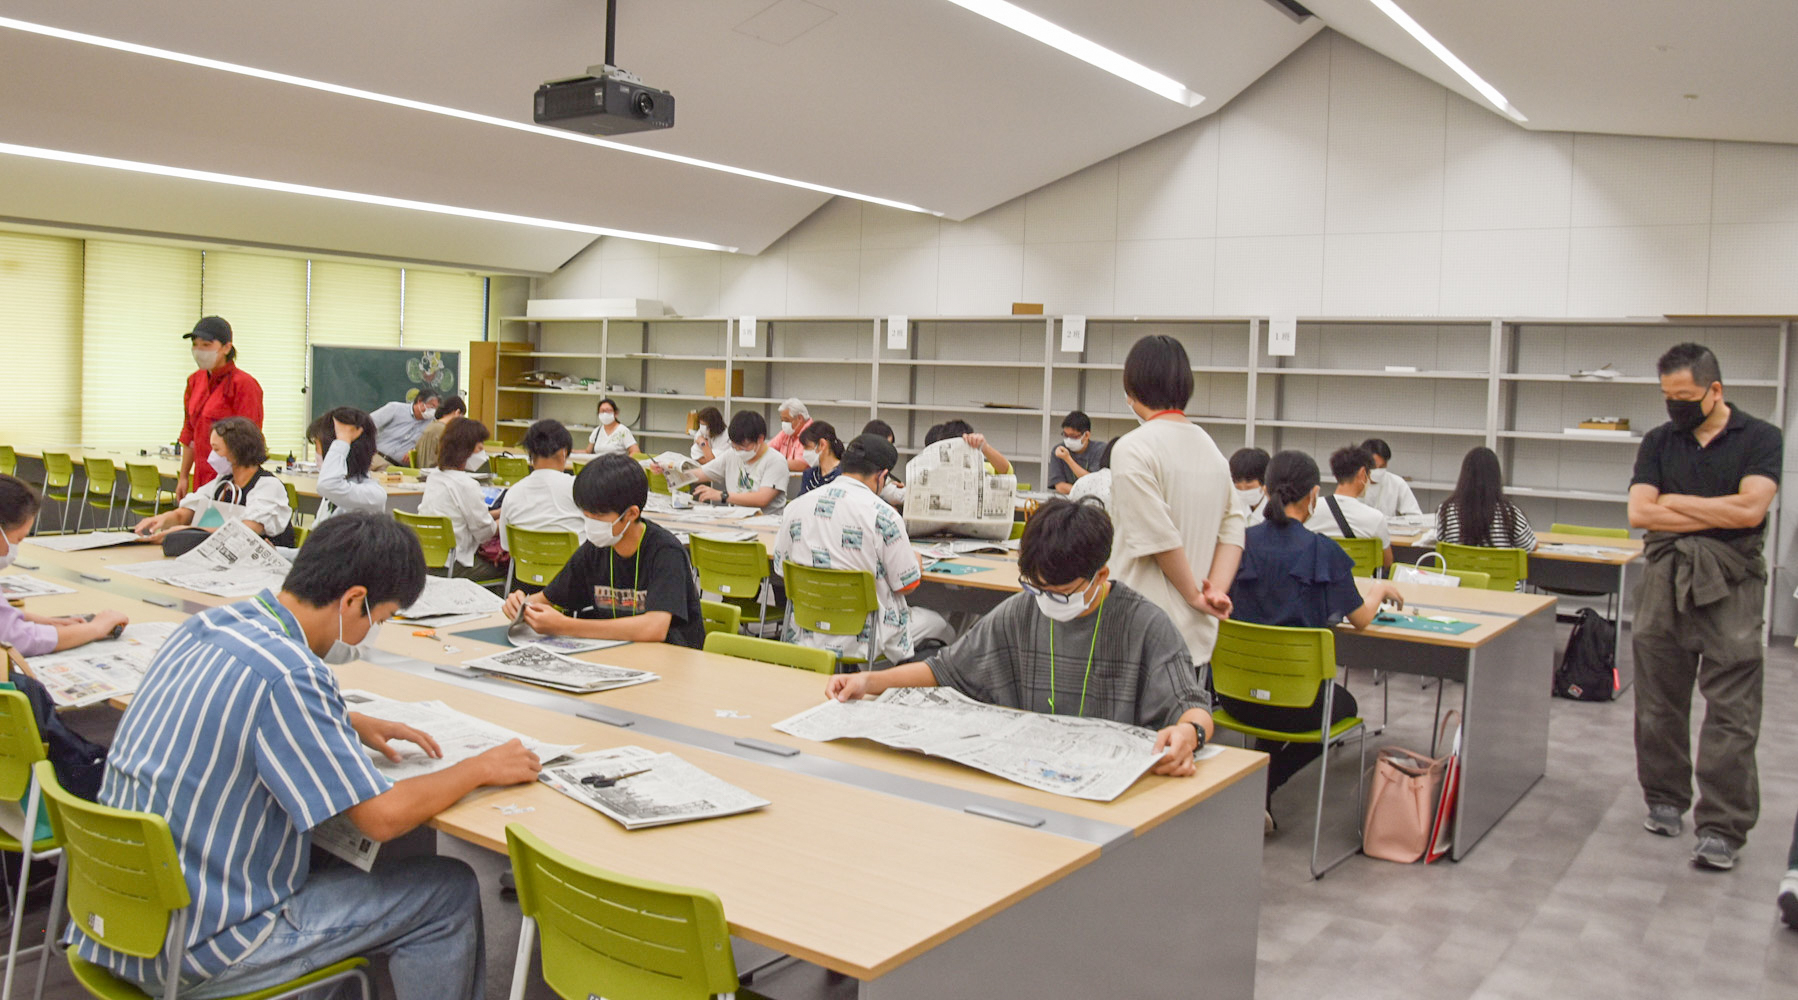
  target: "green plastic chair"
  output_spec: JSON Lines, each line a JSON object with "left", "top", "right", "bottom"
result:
{"left": 689, "top": 536, "right": 775, "bottom": 630}
{"left": 394, "top": 510, "right": 458, "bottom": 574}
{"left": 645, "top": 466, "right": 673, "bottom": 496}
{"left": 34, "top": 762, "right": 372, "bottom": 1000}
{"left": 1210, "top": 619, "right": 1368, "bottom": 879}
{"left": 489, "top": 455, "right": 530, "bottom": 487}
{"left": 1442, "top": 568, "right": 1489, "bottom": 589}
{"left": 1014, "top": 482, "right": 1032, "bottom": 491}
{"left": 0, "top": 446, "right": 14, "bottom": 477}
{"left": 703, "top": 631, "right": 836, "bottom": 675}
{"left": 76, "top": 458, "right": 122, "bottom": 533}
{"left": 1329, "top": 536, "right": 1384, "bottom": 579}
{"left": 0, "top": 690, "right": 57, "bottom": 1000}
{"left": 503, "top": 824, "right": 766, "bottom": 1000}
{"left": 1436, "top": 542, "right": 1529, "bottom": 592}
{"left": 1549, "top": 523, "right": 1629, "bottom": 538}
{"left": 281, "top": 480, "right": 307, "bottom": 529}
{"left": 124, "top": 464, "right": 178, "bottom": 520}
{"left": 506, "top": 527, "right": 580, "bottom": 591}
{"left": 1009, "top": 520, "right": 1026, "bottom": 540}
{"left": 41, "top": 452, "right": 76, "bottom": 534}
{"left": 700, "top": 599, "right": 741, "bottom": 636}
{"left": 780, "top": 562, "right": 879, "bottom": 667}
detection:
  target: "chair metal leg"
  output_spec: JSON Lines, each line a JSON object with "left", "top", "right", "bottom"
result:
{"left": 1308, "top": 683, "right": 1364, "bottom": 879}
{"left": 29, "top": 864, "right": 65, "bottom": 1000}
{"left": 0, "top": 784, "right": 40, "bottom": 1000}
{"left": 508, "top": 915, "right": 537, "bottom": 1000}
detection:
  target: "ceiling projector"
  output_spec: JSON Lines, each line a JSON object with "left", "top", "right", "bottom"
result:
{"left": 534, "top": 64, "right": 674, "bottom": 136}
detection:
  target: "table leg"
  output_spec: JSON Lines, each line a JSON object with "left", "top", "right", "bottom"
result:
{"left": 1452, "top": 603, "right": 1554, "bottom": 860}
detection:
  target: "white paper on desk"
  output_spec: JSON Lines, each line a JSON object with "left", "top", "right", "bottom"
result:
{"left": 697, "top": 530, "right": 756, "bottom": 543}
{"left": 117, "top": 520, "right": 290, "bottom": 597}
{"left": 26, "top": 532, "right": 143, "bottom": 552}
{"left": 1060, "top": 315, "right": 1086, "bottom": 353}
{"left": 464, "top": 644, "right": 658, "bottom": 693}
{"left": 671, "top": 505, "right": 757, "bottom": 521}
{"left": 393, "top": 612, "right": 488, "bottom": 630}
{"left": 30, "top": 621, "right": 179, "bottom": 708}
{"left": 540, "top": 747, "right": 769, "bottom": 830}
{"left": 775, "top": 687, "right": 1159, "bottom": 802}
{"left": 399, "top": 577, "right": 506, "bottom": 621}
{"left": 1268, "top": 315, "right": 1297, "bottom": 357}
{"left": 740, "top": 514, "right": 782, "bottom": 529}
{"left": 887, "top": 314, "right": 908, "bottom": 350}
{"left": 0, "top": 574, "right": 76, "bottom": 598}
{"left": 338, "top": 690, "right": 579, "bottom": 780}
{"left": 1535, "top": 543, "right": 1614, "bottom": 557}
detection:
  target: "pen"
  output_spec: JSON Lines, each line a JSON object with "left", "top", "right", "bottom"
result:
{"left": 579, "top": 766, "right": 651, "bottom": 789}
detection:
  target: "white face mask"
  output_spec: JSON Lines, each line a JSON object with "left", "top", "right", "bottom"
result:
{"left": 802, "top": 448, "right": 821, "bottom": 469}
{"left": 1062, "top": 435, "right": 1087, "bottom": 453}
{"left": 207, "top": 451, "right": 232, "bottom": 477}
{"left": 1033, "top": 580, "right": 1097, "bottom": 623}
{"left": 323, "top": 596, "right": 380, "bottom": 665}
{"left": 583, "top": 511, "right": 634, "bottom": 549}
{"left": 467, "top": 449, "right": 488, "bottom": 471}
{"left": 0, "top": 531, "right": 16, "bottom": 571}
{"left": 192, "top": 347, "right": 219, "bottom": 369}
{"left": 780, "top": 420, "right": 794, "bottom": 436}
{"left": 598, "top": 411, "right": 617, "bottom": 427}
{"left": 1234, "top": 486, "right": 1264, "bottom": 510}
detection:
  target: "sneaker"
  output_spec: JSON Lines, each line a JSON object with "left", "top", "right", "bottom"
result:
{"left": 1692, "top": 836, "right": 1738, "bottom": 871}
{"left": 1779, "top": 871, "right": 1798, "bottom": 928}
{"left": 1644, "top": 804, "right": 1683, "bottom": 837}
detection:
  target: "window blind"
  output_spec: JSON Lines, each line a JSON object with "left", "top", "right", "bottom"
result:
{"left": 201, "top": 252, "right": 308, "bottom": 455}
{"left": 0, "top": 232, "right": 84, "bottom": 449}
{"left": 81, "top": 241, "right": 202, "bottom": 451}
{"left": 401, "top": 270, "right": 485, "bottom": 406}
{"left": 308, "top": 261, "right": 401, "bottom": 348}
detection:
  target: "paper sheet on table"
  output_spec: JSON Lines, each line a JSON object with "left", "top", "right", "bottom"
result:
{"left": 740, "top": 514, "right": 783, "bottom": 529}
{"left": 338, "top": 690, "right": 579, "bottom": 779}
{"left": 398, "top": 576, "right": 507, "bottom": 621}
{"left": 1535, "top": 543, "right": 1617, "bottom": 558}
{"left": 0, "top": 574, "right": 77, "bottom": 599}
{"left": 697, "top": 530, "right": 757, "bottom": 543}
{"left": 540, "top": 747, "right": 769, "bottom": 830}
{"left": 26, "top": 531, "right": 144, "bottom": 552}
{"left": 774, "top": 687, "right": 1160, "bottom": 802}
{"left": 117, "top": 520, "right": 290, "bottom": 597}
{"left": 912, "top": 539, "right": 1011, "bottom": 559}
{"left": 29, "top": 621, "right": 179, "bottom": 707}
{"left": 463, "top": 644, "right": 658, "bottom": 693}
{"left": 668, "top": 505, "right": 758, "bottom": 521}
{"left": 902, "top": 440, "right": 1017, "bottom": 541}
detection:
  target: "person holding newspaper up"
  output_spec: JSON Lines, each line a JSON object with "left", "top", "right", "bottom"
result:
{"left": 826, "top": 497, "right": 1213, "bottom": 777}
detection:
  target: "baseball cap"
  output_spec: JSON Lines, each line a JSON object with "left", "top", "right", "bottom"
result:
{"left": 184, "top": 316, "right": 233, "bottom": 343}
{"left": 843, "top": 433, "right": 899, "bottom": 473}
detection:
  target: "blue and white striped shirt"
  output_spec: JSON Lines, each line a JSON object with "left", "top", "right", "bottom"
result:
{"left": 74, "top": 591, "right": 390, "bottom": 986}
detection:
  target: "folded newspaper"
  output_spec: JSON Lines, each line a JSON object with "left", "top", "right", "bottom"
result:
{"left": 118, "top": 519, "right": 290, "bottom": 597}
{"left": 0, "top": 574, "right": 77, "bottom": 599}
{"left": 397, "top": 576, "right": 507, "bottom": 623}
{"left": 650, "top": 452, "right": 707, "bottom": 490}
{"left": 539, "top": 745, "right": 769, "bottom": 830}
{"left": 463, "top": 644, "right": 659, "bottom": 693}
{"left": 903, "top": 439, "right": 1018, "bottom": 542}
{"left": 775, "top": 687, "right": 1168, "bottom": 801}
{"left": 25, "top": 531, "right": 143, "bottom": 552}
{"left": 29, "top": 621, "right": 180, "bottom": 708}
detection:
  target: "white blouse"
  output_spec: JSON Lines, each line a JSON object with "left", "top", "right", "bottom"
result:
{"left": 587, "top": 423, "right": 638, "bottom": 455}
{"left": 418, "top": 468, "right": 498, "bottom": 569}
{"left": 178, "top": 473, "right": 292, "bottom": 538}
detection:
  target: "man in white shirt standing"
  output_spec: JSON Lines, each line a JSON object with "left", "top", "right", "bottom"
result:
{"left": 369, "top": 390, "right": 443, "bottom": 468}
{"left": 1305, "top": 444, "right": 1394, "bottom": 570}
{"left": 1359, "top": 438, "right": 1422, "bottom": 519}
{"left": 499, "top": 419, "right": 585, "bottom": 557}
{"left": 691, "top": 410, "right": 793, "bottom": 514}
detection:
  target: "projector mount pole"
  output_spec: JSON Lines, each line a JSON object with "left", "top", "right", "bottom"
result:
{"left": 605, "top": 0, "right": 617, "bottom": 70}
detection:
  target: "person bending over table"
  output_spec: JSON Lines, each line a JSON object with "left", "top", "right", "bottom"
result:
{"left": 826, "top": 497, "right": 1213, "bottom": 777}
{"left": 1302, "top": 444, "right": 1395, "bottom": 571}
{"left": 414, "top": 394, "right": 466, "bottom": 472}
{"left": 309, "top": 407, "right": 386, "bottom": 524}
{"left": 1050, "top": 410, "right": 1105, "bottom": 494}
{"left": 369, "top": 389, "right": 443, "bottom": 469}
{"left": 134, "top": 416, "right": 295, "bottom": 553}
{"left": 0, "top": 475, "right": 128, "bottom": 654}
{"left": 502, "top": 454, "right": 706, "bottom": 648}
{"left": 419, "top": 417, "right": 504, "bottom": 580}
{"left": 499, "top": 419, "right": 584, "bottom": 552}
{"left": 79, "top": 512, "right": 540, "bottom": 1000}
{"left": 686, "top": 410, "right": 792, "bottom": 514}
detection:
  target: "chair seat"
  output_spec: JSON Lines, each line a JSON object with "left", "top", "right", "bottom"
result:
{"left": 69, "top": 954, "right": 369, "bottom": 1000}
{"left": 0, "top": 830, "right": 58, "bottom": 854}
{"left": 1211, "top": 709, "right": 1364, "bottom": 745}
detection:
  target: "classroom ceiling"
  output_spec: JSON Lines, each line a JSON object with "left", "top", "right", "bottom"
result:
{"left": 0, "top": 1, "right": 1790, "bottom": 275}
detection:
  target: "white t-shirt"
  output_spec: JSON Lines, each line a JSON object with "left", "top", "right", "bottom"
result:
{"left": 499, "top": 468, "right": 584, "bottom": 550}
{"left": 774, "top": 476, "right": 924, "bottom": 664}
{"left": 314, "top": 439, "right": 387, "bottom": 524}
{"left": 179, "top": 473, "right": 292, "bottom": 538}
{"left": 1364, "top": 467, "right": 1422, "bottom": 518}
{"left": 588, "top": 423, "right": 638, "bottom": 455}
{"left": 701, "top": 445, "right": 792, "bottom": 514}
{"left": 1304, "top": 492, "right": 1392, "bottom": 548}
{"left": 419, "top": 468, "right": 498, "bottom": 569}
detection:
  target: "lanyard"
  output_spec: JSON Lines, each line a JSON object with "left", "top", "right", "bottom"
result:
{"left": 252, "top": 594, "right": 294, "bottom": 638}
{"left": 1047, "top": 590, "right": 1107, "bottom": 717}
{"left": 1149, "top": 409, "right": 1186, "bottom": 420}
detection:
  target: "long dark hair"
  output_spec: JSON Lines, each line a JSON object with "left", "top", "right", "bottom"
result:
{"left": 310, "top": 407, "right": 379, "bottom": 481}
{"left": 1446, "top": 446, "right": 1507, "bottom": 546}
{"left": 1262, "top": 450, "right": 1319, "bottom": 526}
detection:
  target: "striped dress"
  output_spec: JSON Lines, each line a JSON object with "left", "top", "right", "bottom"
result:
{"left": 1435, "top": 500, "right": 1536, "bottom": 550}
{"left": 73, "top": 592, "right": 389, "bottom": 989}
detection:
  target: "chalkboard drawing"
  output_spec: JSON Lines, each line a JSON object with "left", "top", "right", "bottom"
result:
{"left": 405, "top": 351, "right": 456, "bottom": 399}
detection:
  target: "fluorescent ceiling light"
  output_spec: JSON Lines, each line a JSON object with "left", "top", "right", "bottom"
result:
{"left": 941, "top": 0, "right": 1203, "bottom": 107}
{"left": 0, "top": 141, "right": 738, "bottom": 252}
{"left": 1366, "top": 0, "right": 1526, "bottom": 121}
{"left": 0, "top": 15, "right": 942, "bottom": 217}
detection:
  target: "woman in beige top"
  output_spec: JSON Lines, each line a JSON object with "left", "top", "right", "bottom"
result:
{"left": 1106, "top": 335, "right": 1245, "bottom": 664}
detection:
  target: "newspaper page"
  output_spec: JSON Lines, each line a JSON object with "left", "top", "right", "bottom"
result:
{"left": 28, "top": 621, "right": 180, "bottom": 708}
{"left": 118, "top": 519, "right": 289, "bottom": 597}
{"left": 312, "top": 814, "right": 382, "bottom": 871}
{"left": 0, "top": 574, "right": 77, "bottom": 599}
{"left": 650, "top": 452, "right": 707, "bottom": 490}
{"left": 539, "top": 746, "right": 770, "bottom": 830}
{"left": 338, "top": 690, "right": 579, "bottom": 779}
{"left": 25, "top": 531, "right": 143, "bottom": 552}
{"left": 902, "top": 439, "right": 1018, "bottom": 541}
{"left": 774, "top": 687, "right": 1163, "bottom": 802}
{"left": 464, "top": 644, "right": 659, "bottom": 693}
{"left": 397, "top": 576, "right": 507, "bottom": 622}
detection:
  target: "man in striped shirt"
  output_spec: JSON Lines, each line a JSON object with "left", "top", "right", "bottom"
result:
{"left": 78, "top": 513, "right": 541, "bottom": 999}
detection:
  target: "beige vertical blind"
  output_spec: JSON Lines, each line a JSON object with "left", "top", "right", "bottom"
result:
{"left": 201, "top": 252, "right": 309, "bottom": 455}
{"left": 0, "top": 232, "right": 84, "bottom": 448}
{"left": 81, "top": 241, "right": 202, "bottom": 450}
{"left": 402, "top": 269, "right": 485, "bottom": 407}
{"left": 308, "top": 261, "right": 401, "bottom": 347}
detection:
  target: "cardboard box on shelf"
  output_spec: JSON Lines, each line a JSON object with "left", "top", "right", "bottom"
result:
{"left": 705, "top": 368, "right": 745, "bottom": 397}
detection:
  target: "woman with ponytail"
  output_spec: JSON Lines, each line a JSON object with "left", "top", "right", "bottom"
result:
{"left": 797, "top": 421, "right": 844, "bottom": 495}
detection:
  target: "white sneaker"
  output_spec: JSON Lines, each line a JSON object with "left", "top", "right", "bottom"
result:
{"left": 1779, "top": 870, "right": 1798, "bottom": 929}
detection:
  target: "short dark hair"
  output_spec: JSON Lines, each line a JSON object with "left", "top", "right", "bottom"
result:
{"left": 1657, "top": 342, "right": 1723, "bottom": 389}
{"left": 1329, "top": 445, "right": 1374, "bottom": 484}
{"left": 572, "top": 453, "right": 647, "bottom": 515}
{"left": 695, "top": 407, "right": 726, "bottom": 438}
{"left": 861, "top": 419, "right": 896, "bottom": 443}
{"left": 437, "top": 417, "right": 490, "bottom": 470}
{"left": 312, "top": 407, "right": 378, "bottom": 480}
{"left": 413, "top": 389, "right": 443, "bottom": 407}
{"left": 1096, "top": 430, "right": 1124, "bottom": 472}
{"left": 1229, "top": 447, "right": 1269, "bottom": 485}
{"left": 1360, "top": 438, "right": 1391, "bottom": 462}
{"left": 1018, "top": 498, "right": 1112, "bottom": 588}
{"left": 841, "top": 433, "right": 899, "bottom": 476}
{"left": 1122, "top": 335, "right": 1193, "bottom": 410}
{"left": 799, "top": 420, "right": 842, "bottom": 459}
{"left": 211, "top": 416, "right": 268, "bottom": 468}
{"left": 435, "top": 396, "right": 468, "bottom": 420}
{"left": 282, "top": 512, "right": 427, "bottom": 611}
{"left": 1262, "top": 451, "right": 1320, "bottom": 526}
{"left": 523, "top": 419, "right": 574, "bottom": 460}
{"left": 0, "top": 474, "right": 42, "bottom": 532}
{"left": 728, "top": 410, "right": 767, "bottom": 446}
{"left": 1061, "top": 411, "right": 1092, "bottom": 434}
{"left": 925, "top": 420, "right": 975, "bottom": 446}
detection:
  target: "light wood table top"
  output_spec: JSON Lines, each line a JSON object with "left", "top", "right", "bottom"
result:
{"left": 1390, "top": 528, "right": 1641, "bottom": 566}
{"left": 1346, "top": 578, "right": 1556, "bottom": 649}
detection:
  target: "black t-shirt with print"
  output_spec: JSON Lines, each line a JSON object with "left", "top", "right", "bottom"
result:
{"left": 542, "top": 519, "right": 705, "bottom": 648}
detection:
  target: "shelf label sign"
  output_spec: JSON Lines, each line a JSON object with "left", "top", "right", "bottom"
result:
{"left": 1061, "top": 315, "right": 1087, "bottom": 353}
{"left": 1268, "top": 315, "right": 1297, "bottom": 357}
{"left": 888, "top": 315, "right": 908, "bottom": 350}
{"left": 738, "top": 315, "right": 757, "bottom": 348}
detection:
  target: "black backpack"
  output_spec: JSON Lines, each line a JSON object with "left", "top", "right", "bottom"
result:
{"left": 6, "top": 671, "right": 107, "bottom": 800}
{"left": 1554, "top": 607, "right": 1617, "bottom": 702}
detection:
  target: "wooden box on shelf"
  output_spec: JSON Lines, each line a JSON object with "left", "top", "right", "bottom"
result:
{"left": 1578, "top": 418, "right": 1630, "bottom": 431}
{"left": 705, "top": 368, "right": 745, "bottom": 397}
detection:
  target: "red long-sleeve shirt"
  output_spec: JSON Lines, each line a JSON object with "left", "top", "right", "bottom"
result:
{"left": 180, "top": 362, "right": 264, "bottom": 487}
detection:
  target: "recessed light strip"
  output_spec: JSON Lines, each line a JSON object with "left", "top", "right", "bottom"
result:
{"left": 0, "top": 15, "right": 942, "bottom": 216}
{"left": 1366, "top": 0, "right": 1526, "bottom": 121}
{"left": 0, "top": 141, "right": 739, "bottom": 252}
{"left": 940, "top": 0, "right": 1203, "bottom": 107}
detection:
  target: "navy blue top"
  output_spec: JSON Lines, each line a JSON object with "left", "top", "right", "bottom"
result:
{"left": 799, "top": 465, "right": 842, "bottom": 496}
{"left": 1229, "top": 519, "right": 1364, "bottom": 629}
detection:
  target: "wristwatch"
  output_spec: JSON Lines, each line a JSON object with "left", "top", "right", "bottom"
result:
{"left": 1185, "top": 720, "right": 1206, "bottom": 754}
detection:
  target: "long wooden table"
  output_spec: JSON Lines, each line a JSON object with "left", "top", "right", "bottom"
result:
{"left": 5, "top": 445, "right": 425, "bottom": 509}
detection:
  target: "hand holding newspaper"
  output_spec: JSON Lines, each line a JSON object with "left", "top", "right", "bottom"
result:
{"left": 539, "top": 746, "right": 769, "bottom": 829}
{"left": 902, "top": 439, "right": 1018, "bottom": 542}
{"left": 650, "top": 452, "right": 706, "bottom": 490}
{"left": 118, "top": 519, "right": 289, "bottom": 597}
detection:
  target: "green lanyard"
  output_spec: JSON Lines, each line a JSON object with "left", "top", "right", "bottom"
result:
{"left": 606, "top": 543, "right": 641, "bottom": 618}
{"left": 253, "top": 594, "right": 294, "bottom": 638}
{"left": 1047, "top": 590, "right": 1107, "bottom": 717}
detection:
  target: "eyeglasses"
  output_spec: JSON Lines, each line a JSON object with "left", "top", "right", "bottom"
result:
{"left": 1019, "top": 579, "right": 1089, "bottom": 604}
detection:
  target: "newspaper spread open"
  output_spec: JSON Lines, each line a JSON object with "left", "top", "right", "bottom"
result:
{"left": 118, "top": 519, "right": 289, "bottom": 597}
{"left": 0, "top": 574, "right": 77, "bottom": 599}
{"left": 25, "top": 531, "right": 143, "bottom": 552}
{"left": 463, "top": 644, "right": 659, "bottom": 693}
{"left": 29, "top": 621, "right": 180, "bottom": 708}
{"left": 774, "top": 687, "right": 1164, "bottom": 802}
{"left": 902, "top": 439, "right": 1018, "bottom": 541}
{"left": 539, "top": 746, "right": 770, "bottom": 830}
{"left": 650, "top": 452, "right": 707, "bottom": 490}
{"left": 397, "top": 576, "right": 507, "bottom": 622}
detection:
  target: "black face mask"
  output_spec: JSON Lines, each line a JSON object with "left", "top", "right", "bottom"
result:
{"left": 1666, "top": 393, "right": 1711, "bottom": 432}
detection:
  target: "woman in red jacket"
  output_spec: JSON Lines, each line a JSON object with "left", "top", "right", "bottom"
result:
{"left": 179, "top": 316, "right": 264, "bottom": 494}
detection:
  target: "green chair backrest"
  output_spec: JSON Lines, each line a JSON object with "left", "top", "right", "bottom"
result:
{"left": 1550, "top": 522, "right": 1629, "bottom": 539}
{"left": 394, "top": 510, "right": 457, "bottom": 570}
{"left": 489, "top": 455, "right": 530, "bottom": 486}
{"left": 43, "top": 452, "right": 74, "bottom": 491}
{"left": 509, "top": 527, "right": 580, "bottom": 587}
{"left": 1013, "top": 482, "right": 1032, "bottom": 492}
{"left": 1210, "top": 619, "right": 1337, "bottom": 710}
{"left": 284, "top": 479, "right": 303, "bottom": 518}
{"left": 82, "top": 457, "right": 117, "bottom": 499}
{"left": 0, "top": 690, "right": 46, "bottom": 802}
{"left": 1330, "top": 535, "right": 1383, "bottom": 578}
{"left": 645, "top": 466, "right": 672, "bottom": 496}
{"left": 689, "top": 536, "right": 770, "bottom": 601}
{"left": 505, "top": 824, "right": 739, "bottom": 1000}
{"left": 703, "top": 631, "right": 836, "bottom": 674}
{"left": 1009, "top": 519, "right": 1026, "bottom": 540}
{"left": 1436, "top": 542, "right": 1529, "bottom": 591}
{"left": 781, "top": 561, "right": 878, "bottom": 639}
{"left": 1442, "top": 568, "right": 1490, "bottom": 589}
{"left": 700, "top": 599, "right": 741, "bottom": 636}
{"left": 124, "top": 463, "right": 166, "bottom": 506}
{"left": 0, "top": 445, "right": 14, "bottom": 477}
{"left": 34, "top": 760, "right": 190, "bottom": 960}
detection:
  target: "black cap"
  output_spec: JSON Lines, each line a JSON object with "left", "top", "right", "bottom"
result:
{"left": 843, "top": 433, "right": 899, "bottom": 473}
{"left": 184, "top": 316, "right": 233, "bottom": 343}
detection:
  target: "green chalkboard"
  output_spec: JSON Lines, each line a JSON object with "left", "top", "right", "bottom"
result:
{"left": 310, "top": 345, "right": 460, "bottom": 420}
